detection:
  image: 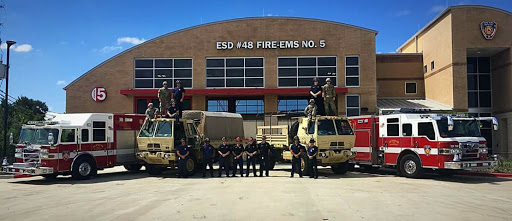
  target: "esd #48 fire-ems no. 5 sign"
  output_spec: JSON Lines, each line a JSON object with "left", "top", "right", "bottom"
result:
{"left": 91, "top": 87, "right": 107, "bottom": 102}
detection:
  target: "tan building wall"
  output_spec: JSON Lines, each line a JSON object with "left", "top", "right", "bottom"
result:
{"left": 65, "top": 17, "right": 377, "bottom": 115}
{"left": 376, "top": 54, "right": 424, "bottom": 98}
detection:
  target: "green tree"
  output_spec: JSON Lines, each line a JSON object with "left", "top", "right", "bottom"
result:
{"left": 0, "top": 96, "right": 48, "bottom": 160}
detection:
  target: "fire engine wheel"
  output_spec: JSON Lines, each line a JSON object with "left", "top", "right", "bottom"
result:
{"left": 331, "top": 162, "right": 349, "bottom": 175}
{"left": 146, "top": 165, "right": 164, "bottom": 176}
{"left": 72, "top": 157, "right": 97, "bottom": 180}
{"left": 400, "top": 154, "right": 423, "bottom": 178}
{"left": 185, "top": 157, "right": 196, "bottom": 176}
{"left": 124, "top": 164, "right": 143, "bottom": 172}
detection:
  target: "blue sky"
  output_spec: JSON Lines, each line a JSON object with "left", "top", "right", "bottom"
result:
{"left": 1, "top": 0, "right": 511, "bottom": 113}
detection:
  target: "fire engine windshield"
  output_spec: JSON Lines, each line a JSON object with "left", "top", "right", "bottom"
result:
{"left": 436, "top": 119, "right": 481, "bottom": 138}
{"left": 19, "top": 128, "right": 59, "bottom": 145}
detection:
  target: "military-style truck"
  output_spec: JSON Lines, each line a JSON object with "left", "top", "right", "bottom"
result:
{"left": 256, "top": 115, "right": 356, "bottom": 174}
{"left": 136, "top": 111, "right": 245, "bottom": 176}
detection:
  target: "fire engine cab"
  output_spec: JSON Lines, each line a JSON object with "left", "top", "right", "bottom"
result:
{"left": 2, "top": 113, "right": 146, "bottom": 179}
{"left": 348, "top": 109, "right": 499, "bottom": 178}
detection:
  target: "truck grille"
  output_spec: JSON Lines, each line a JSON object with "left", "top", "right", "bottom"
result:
{"left": 460, "top": 142, "right": 479, "bottom": 160}
{"left": 147, "top": 143, "right": 161, "bottom": 152}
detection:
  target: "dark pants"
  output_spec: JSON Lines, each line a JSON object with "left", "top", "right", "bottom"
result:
{"left": 246, "top": 156, "right": 257, "bottom": 176}
{"left": 308, "top": 158, "right": 318, "bottom": 178}
{"left": 178, "top": 158, "right": 187, "bottom": 177}
{"left": 291, "top": 156, "right": 302, "bottom": 177}
{"left": 176, "top": 100, "right": 183, "bottom": 116}
{"left": 314, "top": 97, "right": 325, "bottom": 116}
{"left": 202, "top": 158, "right": 214, "bottom": 177}
{"left": 259, "top": 155, "right": 270, "bottom": 176}
{"left": 218, "top": 157, "right": 230, "bottom": 177}
{"left": 232, "top": 157, "right": 244, "bottom": 176}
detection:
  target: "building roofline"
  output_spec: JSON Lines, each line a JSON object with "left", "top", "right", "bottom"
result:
{"left": 377, "top": 53, "right": 423, "bottom": 56}
{"left": 64, "top": 16, "right": 378, "bottom": 90}
{"left": 396, "top": 5, "right": 512, "bottom": 52}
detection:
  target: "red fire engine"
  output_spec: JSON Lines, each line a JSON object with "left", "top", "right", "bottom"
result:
{"left": 2, "top": 113, "right": 146, "bottom": 179}
{"left": 348, "top": 109, "right": 499, "bottom": 178}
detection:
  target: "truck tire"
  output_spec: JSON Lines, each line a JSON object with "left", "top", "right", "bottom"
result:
{"left": 267, "top": 160, "right": 276, "bottom": 170}
{"left": 301, "top": 153, "right": 310, "bottom": 176}
{"left": 42, "top": 173, "right": 58, "bottom": 179}
{"left": 124, "top": 164, "right": 143, "bottom": 172}
{"left": 185, "top": 157, "right": 197, "bottom": 176}
{"left": 399, "top": 154, "right": 423, "bottom": 178}
{"left": 331, "top": 162, "right": 349, "bottom": 175}
{"left": 289, "top": 121, "right": 299, "bottom": 140}
{"left": 72, "top": 157, "right": 97, "bottom": 180}
{"left": 146, "top": 165, "right": 164, "bottom": 176}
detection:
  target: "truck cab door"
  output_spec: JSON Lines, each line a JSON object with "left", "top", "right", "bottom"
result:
{"left": 185, "top": 122, "right": 199, "bottom": 147}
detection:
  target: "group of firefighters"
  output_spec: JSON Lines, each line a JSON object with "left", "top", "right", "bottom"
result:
{"left": 145, "top": 80, "right": 186, "bottom": 120}
{"left": 176, "top": 135, "right": 320, "bottom": 179}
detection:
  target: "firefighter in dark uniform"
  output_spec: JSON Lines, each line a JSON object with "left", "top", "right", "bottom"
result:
{"left": 259, "top": 136, "right": 272, "bottom": 177}
{"left": 307, "top": 138, "right": 319, "bottom": 179}
{"left": 200, "top": 138, "right": 215, "bottom": 178}
{"left": 173, "top": 80, "right": 186, "bottom": 114}
{"left": 217, "top": 137, "right": 231, "bottom": 177}
{"left": 245, "top": 137, "right": 258, "bottom": 177}
{"left": 290, "top": 136, "right": 304, "bottom": 178}
{"left": 166, "top": 99, "right": 180, "bottom": 121}
{"left": 176, "top": 138, "right": 190, "bottom": 178}
{"left": 231, "top": 137, "right": 245, "bottom": 177}
{"left": 310, "top": 78, "right": 325, "bottom": 116}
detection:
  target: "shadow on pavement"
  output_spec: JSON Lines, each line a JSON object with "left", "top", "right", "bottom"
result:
{"left": 9, "top": 169, "right": 151, "bottom": 185}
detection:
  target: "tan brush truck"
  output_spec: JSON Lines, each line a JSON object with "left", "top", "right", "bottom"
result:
{"left": 256, "top": 115, "right": 356, "bottom": 174}
{"left": 136, "top": 111, "right": 244, "bottom": 176}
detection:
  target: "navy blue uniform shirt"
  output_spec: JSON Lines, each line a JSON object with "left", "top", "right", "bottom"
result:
{"left": 259, "top": 142, "right": 271, "bottom": 156}
{"left": 167, "top": 106, "right": 179, "bottom": 116}
{"left": 173, "top": 87, "right": 185, "bottom": 101}
{"left": 218, "top": 144, "right": 230, "bottom": 157}
{"left": 245, "top": 144, "right": 258, "bottom": 154}
{"left": 177, "top": 145, "right": 189, "bottom": 158}
{"left": 290, "top": 143, "right": 303, "bottom": 155}
{"left": 200, "top": 144, "right": 214, "bottom": 159}
{"left": 232, "top": 144, "right": 244, "bottom": 156}
{"left": 307, "top": 145, "right": 318, "bottom": 157}
{"left": 310, "top": 85, "right": 322, "bottom": 96}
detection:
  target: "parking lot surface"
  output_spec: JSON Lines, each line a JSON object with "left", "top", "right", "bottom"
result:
{"left": 1, "top": 164, "right": 511, "bottom": 221}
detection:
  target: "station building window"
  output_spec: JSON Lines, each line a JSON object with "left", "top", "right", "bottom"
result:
{"left": 346, "top": 94, "right": 360, "bottom": 117}
{"left": 467, "top": 57, "right": 491, "bottom": 109}
{"left": 236, "top": 99, "right": 264, "bottom": 114}
{"left": 206, "top": 98, "right": 263, "bottom": 114}
{"left": 277, "top": 56, "right": 337, "bottom": 87}
{"left": 405, "top": 82, "right": 417, "bottom": 94}
{"left": 207, "top": 99, "right": 228, "bottom": 112}
{"left": 134, "top": 58, "right": 193, "bottom": 89}
{"left": 345, "top": 55, "right": 359, "bottom": 87}
{"left": 206, "top": 57, "right": 264, "bottom": 88}
{"left": 278, "top": 97, "right": 309, "bottom": 113}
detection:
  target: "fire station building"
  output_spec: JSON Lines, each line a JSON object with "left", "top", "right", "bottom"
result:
{"left": 65, "top": 5, "right": 512, "bottom": 157}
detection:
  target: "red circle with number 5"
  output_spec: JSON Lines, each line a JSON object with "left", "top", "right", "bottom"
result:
{"left": 91, "top": 87, "right": 107, "bottom": 102}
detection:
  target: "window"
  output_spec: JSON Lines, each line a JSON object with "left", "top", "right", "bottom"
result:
{"left": 335, "top": 120, "right": 354, "bottom": 135}
{"left": 424, "top": 65, "right": 427, "bottom": 74}
{"left": 93, "top": 121, "right": 106, "bottom": 142}
{"left": 207, "top": 99, "right": 228, "bottom": 112}
{"left": 405, "top": 82, "right": 417, "bottom": 94}
{"left": 61, "top": 129, "right": 75, "bottom": 143}
{"left": 308, "top": 121, "right": 315, "bottom": 134}
{"left": 387, "top": 118, "right": 399, "bottom": 136}
{"left": 155, "top": 121, "right": 173, "bottom": 137}
{"left": 134, "top": 58, "right": 193, "bottom": 89}
{"left": 431, "top": 61, "right": 435, "bottom": 70}
{"left": 278, "top": 56, "right": 337, "bottom": 87}
{"left": 346, "top": 95, "right": 360, "bottom": 117}
{"left": 206, "top": 57, "right": 264, "bottom": 88}
{"left": 81, "top": 129, "right": 89, "bottom": 142}
{"left": 345, "top": 56, "right": 359, "bottom": 87}
{"left": 235, "top": 100, "right": 264, "bottom": 114}
{"left": 402, "top": 124, "right": 412, "bottom": 136}
{"left": 317, "top": 119, "right": 336, "bottom": 135}
{"left": 418, "top": 122, "right": 435, "bottom": 140}
{"left": 467, "top": 57, "right": 491, "bottom": 108}
{"left": 278, "top": 97, "right": 309, "bottom": 113}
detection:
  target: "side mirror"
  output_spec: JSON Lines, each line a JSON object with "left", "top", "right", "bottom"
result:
{"left": 48, "top": 133, "right": 54, "bottom": 146}
{"left": 492, "top": 117, "right": 499, "bottom": 131}
{"left": 447, "top": 116, "right": 454, "bottom": 131}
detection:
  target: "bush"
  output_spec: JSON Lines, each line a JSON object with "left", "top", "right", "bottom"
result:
{"left": 492, "top": 157, "right": 512, "bottom": 173}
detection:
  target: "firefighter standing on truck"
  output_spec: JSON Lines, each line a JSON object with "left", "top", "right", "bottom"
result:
{"left": 200, "top": 138, "right": 215, "bottom": 178}
{"left": 245, "top": 137, "right": 258, "bottom": 177}
{"left": 259, "top": 136, "right": 271, "bottom": 177}
{"left": 307, "top": 138, "right": 319, "bottom": 179}
{"left": 322, "top": 78, "right": 337, "bottom": 116}
{"left": 176, "top": 138, "right": 190, "bottom": 178}
{"left": 218, "top": 137, "right": 231, "bottom": 177}
{"left": 232, "top": 137, "right": 245, "bottom": 177}
{"left": 290, "top": 136, "right": 303, "bottom": 178}
{"left": 173, "top": 80, "right": 186, "bottom": 114}
{"left": 310, "top": 78, "right": 325, "bottom": 116}
{"left": 158, "top": 81, "right": 172, "bottom": 115}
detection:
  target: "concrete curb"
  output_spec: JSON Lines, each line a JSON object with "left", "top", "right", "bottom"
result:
{"left": 459, "top": 171, "right": 512, "bottom": 178}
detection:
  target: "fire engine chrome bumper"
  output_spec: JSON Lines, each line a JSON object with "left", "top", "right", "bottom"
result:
{"left": 444, "top": 160, "right": 497, "bottom": 170}
{"left": 2, "top": 165, "right": 54, "bottom": 175}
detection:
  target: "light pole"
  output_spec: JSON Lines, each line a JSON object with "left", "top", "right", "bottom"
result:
{"left": 2, "top": 40, "right": 15, "bottom": 162}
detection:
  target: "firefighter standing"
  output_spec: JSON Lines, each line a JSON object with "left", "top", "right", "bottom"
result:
{"left": 176, "top": 138, "right": 190, "bottom": 178}
{"left": 231, "top": 137, "right": 245, "bottom": 177}
{"left": 259, "top": 136, "right": 272, "bottom": 177}
{"left": 245, "top": 137, "right": 258, "bottom": 177}
{"left": 158, "top": 81, "right": 172, "bottom": 115}
{"left": 173, "top": 80, "right": 186, "bottom": 114}
{"left": 307, "top": 138, "right": 319, "bottom": 179}
{"left": 322, "top": 78, "right": 337, "bottom": 116}
{"left": 217, "top": 137, "right": 231, "bottom": 177}
{"left": 304, "top": 99, "right": 317, "bottom": 121}
{"left": 200, "top": 138, "right": 215, "bottom": 178}
{"left": 290, "top": 136, "right": 303, "bottom": 178}
{"left": 310, "top": 78, "right": 325, "bottom": 116}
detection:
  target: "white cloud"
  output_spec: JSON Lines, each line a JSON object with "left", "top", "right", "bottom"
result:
{"left": 396, "top": 10, "right": 410, "bottom": 16}
{"left": 430, "top": 5, "right": 446, "bottom": 13}
{"left": 56, "top": 80, "right": 66, "bottom": 85}
{"left": 0, "top": 43, "right": 33, "bottom": 52}
{"left": 99, "top": 46, "right": 123, "bottom": 53}
{"left": 117, "top": 37, "right": 146, "bottom": 45}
